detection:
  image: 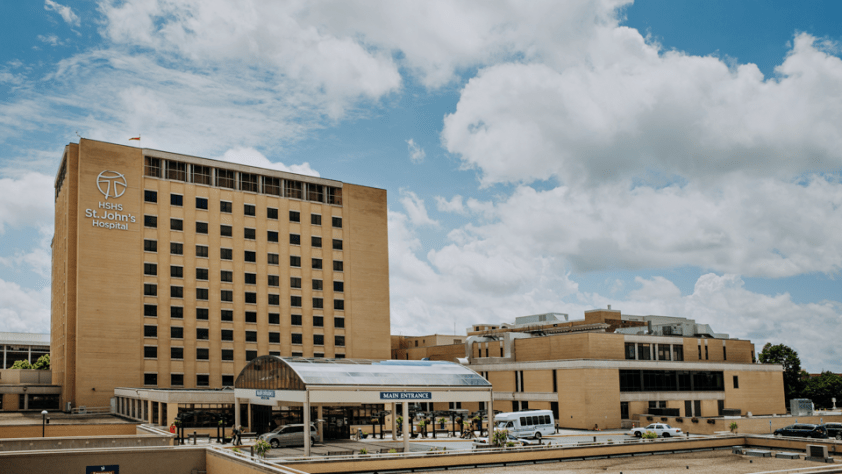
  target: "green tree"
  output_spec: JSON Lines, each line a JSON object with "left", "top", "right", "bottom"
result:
{"left": 758, "top": 343, "right": 804, "bottom": 402}
{"left": 32, "top": 354, "right": 50, "bottom": 370}
{"left": 803, "top": 371, "right": 842, "bottom": 409}
{"left": 10, "top": 360, "right": 33, "bottom": 369}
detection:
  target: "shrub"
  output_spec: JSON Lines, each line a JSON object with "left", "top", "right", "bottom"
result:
{"left": 729, "top": 421, "right": 738, "bottom": 433}
{"left": 253, "top": 439, "right": 270, "bottom": 458}
{"left": 359, "top": 448, "right": 368, "bottom": 455}
{"left": 642, "top": 431, "right": 658, "bottom": 440}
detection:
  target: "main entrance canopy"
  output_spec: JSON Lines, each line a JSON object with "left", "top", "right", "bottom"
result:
{"left": 234, "top": 356, "right": 493, "bottom": 455}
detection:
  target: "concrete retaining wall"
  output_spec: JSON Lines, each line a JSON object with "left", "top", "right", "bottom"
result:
{"left": 632, "top": 414, "right": 842, "bottom": 435}
{"left": 0, "top": 446, "right": 206, "bottom": 474}
{"left": 0, "top": 434, "right": 171, "bottom": 452}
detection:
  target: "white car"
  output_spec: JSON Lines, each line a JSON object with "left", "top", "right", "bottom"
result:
{"left": 628, "top": 423, "right": 682, "bottom": 438}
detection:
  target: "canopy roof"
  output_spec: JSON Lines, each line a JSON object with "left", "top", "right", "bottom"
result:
{"left": 235, "top": 356, "right": 491, "bottom": 391}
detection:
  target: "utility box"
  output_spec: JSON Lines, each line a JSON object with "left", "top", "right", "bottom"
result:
{"left": 790, "top": 399, "right": 814, "bottom": 416}
{"left": 806, "top": 445, "right": 833, "bottom": 463}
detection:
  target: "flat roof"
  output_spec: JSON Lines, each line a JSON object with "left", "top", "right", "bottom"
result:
{"left": 0, "top": 332, "right": 50, "bottom": 346}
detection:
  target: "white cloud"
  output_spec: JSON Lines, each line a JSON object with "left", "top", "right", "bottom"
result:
{"left": 37, "top": 34, "right": 63, "bottom": 47}
{"left": 442, "top": 34, "right": 842, "bottom": 187}
{"left": 434, "top": 195, "right": 465, "bottom": 214}
{"left": 399, "top": 190, "right": 438, "bottom": 227}
{"left": 217, "top": 147, "right": 319, "bottom": 178}
{"left": 0, "top": 173, "right": 55, "bottom": 234}
{"left": 0, "top": 279, "right": 51, "bottom": 333}
{"left": 44, "top": 0, "right": 80, "bottom": 27}
{"left": 406, "top": 138, "right": 426, "bottom": 163}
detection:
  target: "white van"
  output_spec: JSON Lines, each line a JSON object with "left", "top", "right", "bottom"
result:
{"left": 494, "top": 410, "right": 555, "bottom": 440}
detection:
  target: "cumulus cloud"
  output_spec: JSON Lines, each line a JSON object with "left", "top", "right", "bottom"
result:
{"left": 0, "top": 173, "right": 55, "bottom": 234}
{"left": 406, "top": 138, "right": 426, "bottom": 163}
{"left": 44, "top": 0, "right": 80, "bottom": 27}
{"left": 0, "top": 279, "right": 51, "bottom": 333}
{"left": 434, "top": 195, "right": 465, "bottom": 214}
{"left": 399, "top": 191, "right": 438, "bottom": 227}
{"left": 217, "top": 147, "right": 319, "bottom": 178}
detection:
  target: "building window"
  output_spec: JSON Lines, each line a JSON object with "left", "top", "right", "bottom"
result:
{"left": 333, "top": 260, "right": 343, "bottom": 272}
{"left": 167, "top": 161, "right": 187, "bottom": 181}
{"left": 621, "top": 402, "right": 629, "bottom": 419}
{"left": 313, "top": 298, "right": 323, "bottom": 309}
{"left": 222, "top": 349, "right": 234, "bottom": 361}
{"left": 333, "top": 281, "right": 344, "bottom": 292}
{"left": 194, "top": 197, "right": 207, "bottom": 210}
{"left": 723, "top": 346, "right": 727, "bottom": 361}
{"left": 196, "top": 245, "right": 209, "bottom": 258}
{"left": 313, "top": 316, "right": 324, "bottom": 327}
{"left": 171, "top": 194, "right": 183, "bottom": 206}
{"left": 220, "top": 201, "right": 232, "bottom": 213}
{"left": 144, "top": 190, "right": 157, "bottom": 203}
{"left": 144, "top": 304, "right": 157, "bottom": 317}
{"left": 267, "top": 207, "right": 278, "bottom": 219}
{"left": 171, "top": 286, "right": 183, "bottom": 298}
{"left": 171, "top": 347, "right": 183, "bottom": 360}
{"left": 192, "top": 165, "right": 211, "bottom": 185}
{"left": 241, "top": 174, "right": 258, "bottom": 192}
{"left": 312, "top": 258, "right": 322, "bottom": 269}
{"left": 289, "top": 210, "right": 300, "bottom": 222}
{"left": 196, "top": 288, "right": 208, "bottom": 300}
{"left": 170, "top": 326, "right": 183, "bottom": 339}
{"left": 334, "top": 299, "right": 344, "bottom": 310}
{"left": 144, "top": 325, "right": 157, "bottom": 338}
{"left": 197, "top": 374, "right": 209, "bottom": 386}
{"left": 220, "top": 225, "right": 232, "bottom": 237}
{"left": 267, "top": 231, "right": 278, "bottom": 242}
{"left": 221, "top": 329, "right": 233, "bottom": 341}
{"left": 245, "top": 312, "right": 257, "bottom": 323}
{"left": 244, "top": 228, "right": 256, "bottom": 240}
{"left": 144, "top": 157, "right": 161, "bottom": 177}
{"left": 658, "top": 345, "right": 671, "bottom": 361}
{"left": 291, "top": 334, "right": 303, "bottom": 344}
{"left": 221, "top": 290, "right": 233, "bottom": 302}
{"left": 217, "top": 169, "right": 235, "bottom": 189}
{"left": 673, "top": 345, "right": 684, "bottom": 361}
{"left": 221, "top": 270, "right": 233, "bottom": 282}
{"left": 264, "top": 332, "right": 278, "bottom": 344}
{"left": 268, "top": 253, "right": 279, "bottom": 265}
{"left": 245, "top": 292, "right": 257, "bottom": 304}
{"left": 269, "top": 313, "right": 280, "bottom": 325}
{"left": 244, "top": 250, "right": 256, "bottom": 262}
{"left": 333, "top": 239, "right": 343, "bottom": 250}
{"left": 144, "top": 284, "right": 157, "bottom": 296}
{"left": 144, "top": 215, "right": 157, "bottom": 228}
{"left": 312, "top": 279, "right": 323, "bottom": 291}
{"left": 196, "top": 222, "right": 208, "bottom": 234}
{"left": 311, "top": 236, "right": 322, "bottom": 248}
{"left": 244, "top": 273, "right": 256, "bottom": 285}
{"left": 286, "top": 180, "right": 303, "bottom": 199}
{"left": 268, "top": 275, "right": 279, "bottom": 287}
{"left": 171, "top": 374, "right": 184, "bottom": 386}
{"left": 144, "top": 346, "right": 157, "bottom": 359}
{"left": 291, "top": 314, "right": 302, "bottom": 326}
{"left": 698, "top": 345, "right": 702, "bottom": 359}
{"left": 221, "top": 310, "right": 233, "bottom": 322}
{"left": 171, "top": 265, "right": 183, "bottom": 278}
{"left": 246, "top": 350, "right": 257, "bottom": 361}
{"left": 144, "top": 239, "right": 157, "bottom": 252}
{"left": 170, "top": 243, "right": 183, "bottom": 255}
{"left": 170, "top": 218, "right": 183, "bottom": 231}
{"left": 196, "top": 268, "right": 208, "bottom": 280}
{"left": 290, "top": 234, "right": 301, "bottom": 245}
{"left": 244, "top": 204, "right": 256, "bottom": 216}
{"left": 311, "top": 214, "right": 321, "bottom": 225}
{"left": 334, "top": 317, "right": 344, "bottom": 328}
{"left": 171, "top": 306, "right": 183, "bottom": 319}
{"left": 220, "top": 248, "right": 233, "bottom": 260}
{"left": 733, "top": 375, "right": 739, "bottom": 389}
{"left": 638, "top": 343, "right": 651, "bottom": 360}
{"left": 144, "top": 373, "right": 157, "bottom": 386}
{"left": 197, "top": 328, "right": 209, "bottom": 340}
{"left": 335, "top": 336, "right": 345, "bottom": 347}
{"left": 705, "top": 345, "right": 709, "bottom": 360}
{"left": 268, "top": 294, "right": 279, "bottom": 305}
{"left": 290, "top": 255, "right": 301, "bottom": 267}
{"left": 144, "top": 263, "right": 157, "bottom": 276}
{"left": 291, "top": 296, "right": 302, "bottom": 307}
{"left": 313, "top": 334, "right": 324, "bottom": 345}
{"left": 332, "top": 216, "right": 342, "bottom": 228}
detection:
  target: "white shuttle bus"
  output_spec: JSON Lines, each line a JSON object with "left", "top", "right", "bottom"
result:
{"left": 495, "top": 410, "right": 555, "bottom": 439}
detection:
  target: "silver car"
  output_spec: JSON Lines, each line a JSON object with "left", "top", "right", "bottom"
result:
{"left": 259, "top": 424, "right": 318, "bottom": 448}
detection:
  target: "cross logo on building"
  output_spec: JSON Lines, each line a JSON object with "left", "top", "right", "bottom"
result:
{"left": 96, "top": 170, "right": 127, "bottom": 199}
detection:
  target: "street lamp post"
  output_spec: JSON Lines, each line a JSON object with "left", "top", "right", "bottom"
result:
{"left": 41, "top": 410, "right": 48, "bottom": 437}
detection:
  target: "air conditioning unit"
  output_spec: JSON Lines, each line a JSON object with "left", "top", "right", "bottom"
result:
{"left": 807, "top": 445, "right": 832, "bottom": 463}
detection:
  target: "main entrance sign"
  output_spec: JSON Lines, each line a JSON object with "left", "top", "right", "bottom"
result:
{"left": 380, "top": 392, "right": 432, "bottom": 400}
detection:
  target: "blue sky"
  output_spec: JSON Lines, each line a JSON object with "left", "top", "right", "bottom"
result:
{"left": 1, "top": 1, "right": 840, "bottom": 371}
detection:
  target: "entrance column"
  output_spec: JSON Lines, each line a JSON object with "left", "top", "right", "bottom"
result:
{"left": 304, "top": 392, "right": 311, "bottom": 457}
{"left": 317, "top": 405, "right": 324, "bottom": 443}
{"left": 402, "top": 402, "right": 409, "bottom": 454}
{"left": 234, "top": 398, "right": 241, "bottom": 428}
{"left": 488, "top": 391, "right": 494, "bottom": 435}
{"left": 391, "top": 403, "right": 397, "bottom": 439}
{"left": 246, "top": 402, "right": 252, "bottom": 431}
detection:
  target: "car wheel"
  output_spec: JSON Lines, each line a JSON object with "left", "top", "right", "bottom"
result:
{"left": 635, "top": 432, "right": 642, "bottom": 438}
{"left": 535, "top": 432, "right": 542, "bottom": 441}
{"left": 270, "top": 439, "right": 279, "bottom": 448}
{"left": 662, "top": 433, "right": 670, "bottom": 438}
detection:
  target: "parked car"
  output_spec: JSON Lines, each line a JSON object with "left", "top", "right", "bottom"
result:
{"left": 628, "top": 423, "right": 682, "bottom": 438}
{"left": 259, "top": 424, "right": 318, "bottom": 448}
{"left": 473, "top": 432, "right": 542, "bottom": 449}
{"left": 819, "top": 423, "right": 842, "bottom": 440}
{"left": 773, "top": 424, "right": 827, "bottom": 439}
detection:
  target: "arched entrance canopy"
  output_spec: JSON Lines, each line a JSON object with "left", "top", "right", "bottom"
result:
{"left": 234, "top": 357, "right": 493, "bottom": 455}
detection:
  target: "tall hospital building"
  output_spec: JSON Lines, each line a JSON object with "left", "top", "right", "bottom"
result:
{"left": 51, "top": 139, "right": 390, "bottom": 409}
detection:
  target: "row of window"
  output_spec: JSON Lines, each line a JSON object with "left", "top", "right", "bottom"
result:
{"left": 144, "top": 191, "right": 343, "bottom": 227}
{"left": 624, "top": 343, "right": 685, "bottom": 361}
{"left": 618, "top": 370, "right": 725, "bottom": 392}
{"left": 143, "top": 336, "right": 345, "bottom": 360}
{"left": 143, "top": 157, "right": 343, "bottom": 205}
{"left": 142, "top": 285, "right": 345, "bottom": 309}
{"left": 144, "top": 218, "right": 343, "bottom": 249}
{"left": 143, "top": 240, "right": 344, "bottom": 270}
{"left": 142, "top": 307, "right": 345, "bottom": 328}
{"left": 142, "top": 265, "right": 343, "bottom": 291}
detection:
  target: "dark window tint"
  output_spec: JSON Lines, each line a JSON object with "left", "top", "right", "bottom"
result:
{"left": 312, "top": 258, "right": 322, "bottom": 269}
{"left": 221, "top": 290, "right": 233, "bottom": 302}
{"left": 222, "top": 349, "right": 234, "bottom": 360}
{"left": 244, "top": 204, "right": 256, "bottom": 216}
{"left": 144, "top": 263, "right": 157, "bottom": 275}
{"left": 171, "top": 194, "right": 183, "bottom": 206}
{"left": 291, "top": 334, "right": 303, "bottom": 344}
{"left": 196, "top": 308, "right": 208, "bottom": 320}
{"left": 291, "top": 296, "right": 302, "bottom": 307}
{"left": 144, "top": 346, "right": 157, "bottom": 358}
{"left": 246, "top": 351, "right": 257, "bottom": 361}
{"left": 171, "top": 266, "right": 183, "bottom": 278}
{"left": 313, "top": 297, "right": 323, "bottom": 309}
{"left": 313, "top": 316, "right": 324, "bottom": 327}
{"left": 334, "top": 318, "right": 344, "bottom": 328}
{"left": 269, "top": 313, "right": 280, "bottom": 324}
{"left": 220, "top": 225, "right": 232, "bottom": 237}
{"left": 220, "top": 201, "right": 232, "bottom": 213}
{"left": 244, "top": 228, "right": 256, "bottom": 240}
{"left": 196, "top": 222, "right": 208, "bottom": 234}
{"left": 196, "top": 268, "right": 208, "bottom": 280}
{"left": 333, "top": 239, "right": 343, "bottom": 250}
{"left": 268, "top": 253, "right": 279, "bottom": 265}
{"left": 170, "top": 243, "right": 183, "bottom": 255}
{"left": 197, "top": 328, "right": 209, "bottom": 340}
{"left": 291, "top": 277, "right": 301, "bottom": 289}
{"left": 144, "top": 239, "right": 157, "bottom": 252}
{"left": 245, "top": 331, "right": 257, "bottom": 342}
{"left": 313, "top": 334, "right": 324, "bottom": 345}
{"left": 312, "top": 236, "right": 322, "bottom": 247}
{"left": 221, "top": 248, "right": 233, "bottom": 260}
{"left": 268, "top": 275, "right": 279, "bottom": 287}
{"left": 144, "top": 215, "right": 157, "bottom": 227}
{"left": 171, "top": 374, "right": 184, "bottom": 386}
{"left": 221, "top": 270, "right": 233, "bottom": 282}
{"left": 334, "top": 299, "right": 344, "bottom": 310}
{"left": 221, "top": 310, "right": 233, "bottom": 322}
{"left": 196, "top": 245, "right": 208, "bottom": 258}
{"left": 195, "top": 197, "right": 208, "bottom": 209}
{"left": 144, "top": 190, "right": 157, "bottom": 203}
{"left": 171, "top": 306, "right": 183, "bottom": 319}
{"left": 332, "top": 216, "right": 342, "bottom": 228}
{"left": 197, "top": 374, "right": 209, "bottom": 386}
{"left": 268, "top": 294, "right": 279, "bottom": 305}
{"left": 171, "top": 326, "right": 183, "bottom": 339}
{"left": 245, "top": 292, "right": 257, "bottom": 304}
{"left": 312, "top": 279, "right": 322, "bottom": 291}
{"left": 268, "top": 231, "right": 278, "bottom": 242}
{"left": 221, "top": 329, "right": 233, "bottom": 341}
{"left": 244, "top": 250, "right": 256, "bottom": 262}
{"left": 144, "top": 304, "right": 157, "bottom": 317}
{"left": 170, "top": 218, "right": 183, "bottom": 231}
{"left": 171, "top": 286, "right": 184, "bottom": 298}
{"left": 333, "top": 281, "right": 344, "bottom": 292}
{"left": 267, "top": 207, "right": 278, "bottom": 219}
{"left": 335, "top": 336, "right": 345, "bottom": 347}
{"left": 289, "top": 210, "right": 300, "bottom": 222}
{"left": 144, "top": 373, "right": 157, "bottom": 386}
{"left": 290, "top": 255, "right": 301, "bottom": 267}
{"left": 311, "top": 214, "right": 321, "bottom": 225}
{"left": 333, "top": 260, "right": 343, "bottom": 272}
{"left": 245, "top": 273, "right": 256, "bottom": 284}
{"left": 291, "top": 314, "right": 302, "bottom": 325}
{"left": 171, "top": 347, "right": 183, "bottom": 359}
{"left": 269, "top": 332, "right": 280, "bottom": 343}
{"left": 144, "top": 284, "right": 157, "bottom": 296}
{"left": 144, "top": 325, "right": 157, "bottom": 338}
{"left": 290, "top": 234, "right": 301, "bottom": 245}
